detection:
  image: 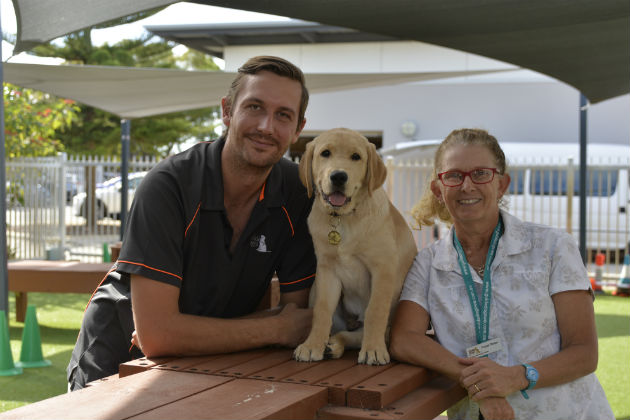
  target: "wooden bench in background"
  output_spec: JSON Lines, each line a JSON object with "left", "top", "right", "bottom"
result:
{"left": 8, "top": 260, "right": 112, "bottom": 322}
{"left": 8, "top": 257, "right": 280, "bottom": 322}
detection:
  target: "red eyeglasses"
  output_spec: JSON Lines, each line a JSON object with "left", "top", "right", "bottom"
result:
{"left": 437, "top": 168, "right": 500, "bottom": 187}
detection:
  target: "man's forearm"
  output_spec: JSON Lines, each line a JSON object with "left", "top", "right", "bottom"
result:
{"left": 136, "top": 310, "right": 287, "bottom": 357}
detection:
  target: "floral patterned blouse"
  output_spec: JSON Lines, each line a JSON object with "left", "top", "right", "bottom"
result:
{"left": 400, "top": 211, "right": 614, "bottom": 420}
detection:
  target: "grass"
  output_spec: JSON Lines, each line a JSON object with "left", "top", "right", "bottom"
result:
{"left": 0, "top": 292, "right": 629, "bottom": 418}
{"left": 593, "top": 294, "right": 630, "bottom": 420}
{"left": 0, "top": 293, "right": 88, "bottom": 413}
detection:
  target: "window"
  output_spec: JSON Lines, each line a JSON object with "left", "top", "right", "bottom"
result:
{"left": 530, "top": 169, "right": 617, "bottom": 197}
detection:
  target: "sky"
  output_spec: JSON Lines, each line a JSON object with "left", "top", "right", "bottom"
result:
{"left": 0, "top": 1, "right": 290, "bottom": 63}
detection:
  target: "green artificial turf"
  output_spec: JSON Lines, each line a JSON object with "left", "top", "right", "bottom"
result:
{"left": 0, "top": 292, "right": 629, "bottom": 418}
{"left": 0, "top": 292, "right": 88, "bottom": 413}
{"left": 593, "top": 294, "right": 630, "bottom": 420}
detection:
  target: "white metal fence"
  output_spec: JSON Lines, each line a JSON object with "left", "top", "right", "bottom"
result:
{"left": 5, "top": 153, "right": 629, "bottom": 277}
{"left": 5, "top": 153, "right": 157, "bottom": 263}
{"left": 385, "top": 156, "right": 630, "bottom": 279}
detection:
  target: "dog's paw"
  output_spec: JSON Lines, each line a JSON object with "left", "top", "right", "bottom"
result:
{"left": 294, "top": 342, "right": 325, "bottom": 362}
{"left": 324, "top": 336, "right": 345, "bottom": 359}
{"left": 358, "top": 345, "right": 390, "bottom": 365}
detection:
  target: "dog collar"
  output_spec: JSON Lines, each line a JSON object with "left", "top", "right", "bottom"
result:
{"left": 328, "top": 214, "right": 341, "bottom": 245}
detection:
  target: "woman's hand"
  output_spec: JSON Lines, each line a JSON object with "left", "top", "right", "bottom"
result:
{"left": 478, "top": 397, "right": 515, "bottom": 420}
{"left": 459, "top": 357, "right": 525, "bottom": 400}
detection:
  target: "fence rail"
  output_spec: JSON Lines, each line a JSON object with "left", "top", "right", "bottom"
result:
{"left": 5, "top": 153, "right": 629, "bottom": 278}
{"left": 5, "top": 153, "right": 157, "bottom": 263}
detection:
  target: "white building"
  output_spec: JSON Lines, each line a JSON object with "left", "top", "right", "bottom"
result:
{"left": 148, "top": 20, "right": 630, "bottom": 154}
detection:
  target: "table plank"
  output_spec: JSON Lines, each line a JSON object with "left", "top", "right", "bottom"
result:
{"left": 317, "top": 376, "right": 465, "bottom": 419}
{"left": 315, "top": 362, "right": 395, "bottom": 406}
{"left": 249, "top": 358, "right": 322, "bottom": 381}
{"left": 346, "top": 364, "right": 434, "bottom": 409}
{"left": 152, "top": 355, "right": 220, "bottom": 372}
{"left": 0, "top": 370, "right": 232, "bottom": 420}
{"left": 385, "top": 376, "right": 466, "bottom": 419}
{"left": 215, "top": 349, "right": 294, "bottom": 378}
{"left": 84, "top": 373, "right": 119, "bottom": 388}
{"left": 119, "top": 356, "right": 176, "bottom": 378}
{"left": 129, "top": 378, "right": 328, "bottom": 420}
{"left": 281, "top": 352, "right": 357, "bottom": 385}
{"left": 176, "top": 349, "right": 274, "bottom": 375}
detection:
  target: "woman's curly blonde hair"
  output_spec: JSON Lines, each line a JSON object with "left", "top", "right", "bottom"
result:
{"left": 411, "top": 128, "right": 507, "bottom": 228}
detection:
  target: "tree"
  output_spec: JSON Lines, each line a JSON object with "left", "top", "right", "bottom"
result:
{"left": 3, "top": 83, "right": 79, "bottom": 158}
{"left": 29, "top": 15, "right": 220, "bottom": 158}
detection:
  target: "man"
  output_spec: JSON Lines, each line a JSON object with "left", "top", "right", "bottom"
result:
{"left": 68, "top": 56, "right": 316, "bottom": 390}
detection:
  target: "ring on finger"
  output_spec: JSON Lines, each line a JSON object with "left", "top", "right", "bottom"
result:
{"left": 473, "top": 383, "right": 481, "bottom": 393}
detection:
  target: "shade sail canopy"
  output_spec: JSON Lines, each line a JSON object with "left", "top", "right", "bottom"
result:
{"left": 10, "top": 0, "right": 629, "bottom": 104}
{"left": 3, "top": 62, "right": 505, "bottom": 118}
{"left": 11, "top": 0, "right": 177, "bottom": 53}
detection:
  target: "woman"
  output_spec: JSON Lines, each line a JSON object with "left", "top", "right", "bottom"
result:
{"left": 390, "top": 129, "right": 613, "bottom": 420}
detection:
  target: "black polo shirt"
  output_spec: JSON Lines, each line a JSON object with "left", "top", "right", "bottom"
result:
{"left": 115, "top": 138, "right": 316, "bottom": 318}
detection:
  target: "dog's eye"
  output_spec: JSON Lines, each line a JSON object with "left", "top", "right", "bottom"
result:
{"left": 321, "top": 150, "right": 331, "bottom": 158}
{"left": 351, "top": 153, "right": 361, "bottom": 161}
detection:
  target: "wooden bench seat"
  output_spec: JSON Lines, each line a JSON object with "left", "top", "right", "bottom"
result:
{"left": 8, "top": 260, "right": 112, "bottom": 321}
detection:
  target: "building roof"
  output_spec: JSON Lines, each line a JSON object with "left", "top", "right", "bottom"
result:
{"left": 145, "top": 20, "right": 398, "bottom": 58}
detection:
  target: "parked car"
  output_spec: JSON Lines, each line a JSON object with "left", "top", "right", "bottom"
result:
{"left": 72, "top": 172, "right": 147, "bottom": 220}
{"left": 65, "top": 173, "right": 81, "bottom": 203}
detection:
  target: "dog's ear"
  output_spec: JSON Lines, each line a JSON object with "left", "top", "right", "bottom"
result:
{"left": 367, "top": 142, "right": 387, "bottom": 196}
{"left": 299, "top": 141, "right": 315, "bottom": 197}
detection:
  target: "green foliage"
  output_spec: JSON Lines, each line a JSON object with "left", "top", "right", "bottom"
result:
{"left": 27, "top": 20, "right": 221, "bottom": 157}
{"left": 3, "top": 84, "right": 80, "bottom": 158}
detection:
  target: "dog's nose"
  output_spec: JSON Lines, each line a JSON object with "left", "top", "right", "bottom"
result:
{"left": 330, "top": 170, "right": 348, "bottom": 187}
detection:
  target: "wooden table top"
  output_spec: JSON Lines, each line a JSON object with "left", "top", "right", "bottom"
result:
{"left": 0, "top": 349, "right": 466, "bottom": 420}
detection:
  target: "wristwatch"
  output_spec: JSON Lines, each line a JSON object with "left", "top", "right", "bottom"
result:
{"left": 520, "top": 363, "right": 539, "bottom": 399}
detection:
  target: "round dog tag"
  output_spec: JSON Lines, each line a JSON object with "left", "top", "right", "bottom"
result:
{"left": 328, "top": 230, "right": 341, "bottom": 245}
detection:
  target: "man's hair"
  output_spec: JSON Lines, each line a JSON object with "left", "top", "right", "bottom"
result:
{"left": 225, "top": 56, "right": 309, "bottom": 131}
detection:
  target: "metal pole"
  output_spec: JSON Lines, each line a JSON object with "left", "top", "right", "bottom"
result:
{"left": 58, "top": 153, "right": 67, "bottom": 257}
{"left": 579, "top": 93, "right": 588, "bottom": 263}
{"left": 0, "top": 8, "right": 10, "bottom": 318}
{"left": 120, "top": 119, "right": 130, "bottom": 240}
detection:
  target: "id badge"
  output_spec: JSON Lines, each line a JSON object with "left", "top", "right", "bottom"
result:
{"left": 466, "top": 337, "right": 503, "bottom": 358}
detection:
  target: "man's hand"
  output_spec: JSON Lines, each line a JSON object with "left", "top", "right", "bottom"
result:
{"left": 131, "top": 330, "right": 141, "bottom": 351}
{"left": 478, "top": 397, "right": 515, "bottom": 420}
{"left": 275, "top": 303, "right": 312, "bottom": 347}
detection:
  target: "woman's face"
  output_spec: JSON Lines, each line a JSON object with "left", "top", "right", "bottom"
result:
{"left": 430, "top": 144, "right": 510, "bottom": 227}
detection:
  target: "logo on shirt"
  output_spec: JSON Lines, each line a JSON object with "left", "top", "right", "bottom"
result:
{"left": 250, "top": 234, "right": 271, "bottom": 253}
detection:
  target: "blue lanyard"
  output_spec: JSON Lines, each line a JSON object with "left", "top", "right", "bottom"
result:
{"left": 453, "top": 217, "right": 503, "bottom": 344}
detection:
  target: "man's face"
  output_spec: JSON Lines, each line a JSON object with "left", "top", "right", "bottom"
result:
{"left": 222, "top": 71, "right": 305, "bottom": 170}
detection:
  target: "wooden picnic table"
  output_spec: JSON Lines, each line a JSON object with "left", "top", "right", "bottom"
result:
{"left": 8, "top": 260, "right": 112, "bottom": 322}
{"left": 0, "top": 349, "right": 466, "bottom": 419}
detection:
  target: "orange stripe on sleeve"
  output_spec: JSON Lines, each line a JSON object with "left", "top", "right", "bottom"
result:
{"left": 279, "top": 273, "right": 315, "bottom": 286}
{"left": 117, "top": 260, "right": 183, "bottom": 281}
{"left": 84, "top": 265, "right": 118, "bottom": 313}
{"left": 258, "top": 182, "right": 266, "bottom": 201}
{"left": 184, "top": 202, "right": 201, "bottom": 237}
{"left": 281, "top": 206, "right": 295, "bottom": 237}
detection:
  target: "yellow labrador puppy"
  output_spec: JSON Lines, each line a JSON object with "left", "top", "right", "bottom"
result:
{"left": 294, "top": 128, "right": 416, "bottom": 365}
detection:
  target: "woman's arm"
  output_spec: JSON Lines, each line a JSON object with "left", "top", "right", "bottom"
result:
{"left": 390, "top": 300, "right": 514, "bottom": 420}
{"left": 390, "top": 300, "right": 463, "bottom": 381}
{"left": 459, "top": 289, "right": 597, "bottom": 400}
